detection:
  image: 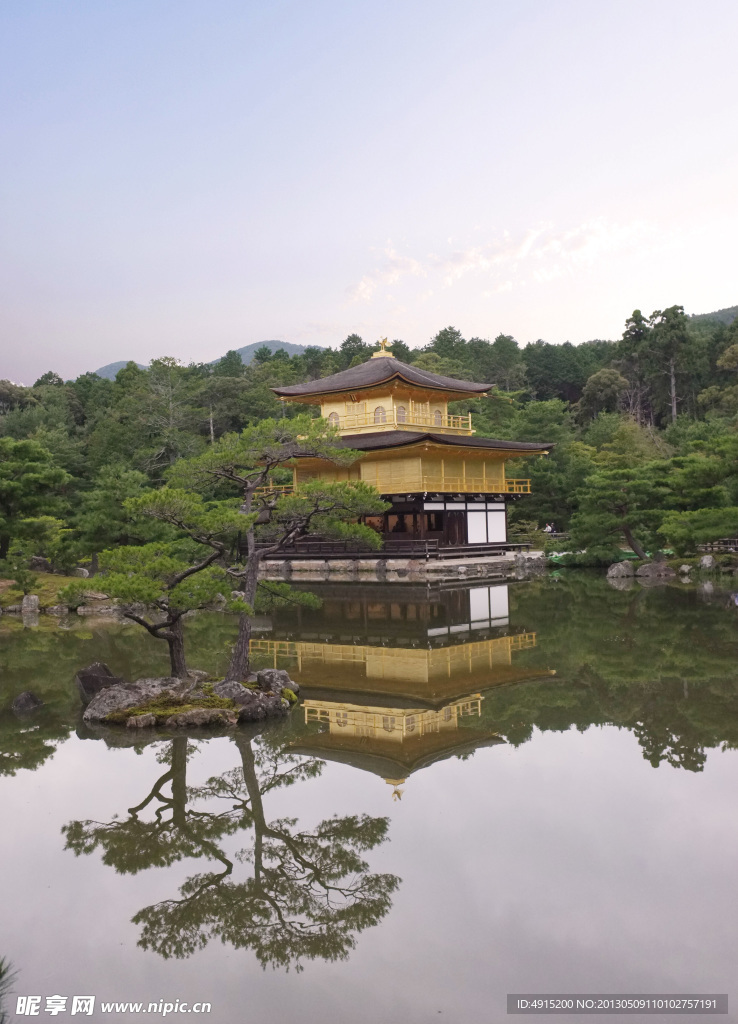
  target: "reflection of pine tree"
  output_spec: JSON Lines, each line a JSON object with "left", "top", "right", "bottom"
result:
{"left": 63, "top": 735, "right": 399, "bottom": 969}
{"left": 63, "top": 739, "right": 234, "bottom": 873}
{"left": 0, "top": 707, "right": 72, "bottom": 777}
{"left": 0, "top": 957, "right": 16, "bottom": 1024}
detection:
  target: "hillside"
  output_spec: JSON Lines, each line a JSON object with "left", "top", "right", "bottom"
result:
{"left": 209, "top": 340, "right": 319, "bottom": 365}
{"left": 92, "top": 360, "right": 147, "bottom": 380}
{"left": 89, "top": 306, "right": 736, "bottom": 380}
{"left": 93, "top": 340, "right": 319, "bottom": 379}
{"left": 689, "top": 305, "right": 737, "bottom": 326}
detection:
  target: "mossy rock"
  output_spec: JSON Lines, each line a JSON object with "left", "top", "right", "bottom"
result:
{"left": 282, "top": 688, "right": 299, "bottom": 705}
{"left": 105, "top": 692, "right": 237, "bottom": 725}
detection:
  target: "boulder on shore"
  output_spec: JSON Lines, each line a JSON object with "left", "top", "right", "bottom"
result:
{"left": 607, "top": 561, "right": 635, "bottom": 578}
{"left": 21, "top": 594, "right": 40, "bottom": 613}
{"left": 635, "top": 562, "right": 676, "bottom": 578}
{"left": 699, "top": 554, "right": 716, "bottom": 570}
{"left": 678, "top": 564, "right": 692, "bottom": 575}
{"left": 77, "top": 604, "right": 119, "bottom": 617}
{"left": 75, "top": 662, "right": 127, "bottom": 704}
{"left": 12, "top": 691, "right": 44, "bottom": 713}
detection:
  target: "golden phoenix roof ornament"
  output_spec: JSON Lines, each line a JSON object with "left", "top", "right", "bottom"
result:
{"left": 372, "top": 336, "right": 393, "bottom": 358}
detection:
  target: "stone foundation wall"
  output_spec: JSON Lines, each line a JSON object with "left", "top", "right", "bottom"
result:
{"left": 259, "top": 554, "right": 521, "bottom": 583}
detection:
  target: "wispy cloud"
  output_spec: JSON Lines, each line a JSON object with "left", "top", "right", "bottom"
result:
{"left": 348, "top": 219, "right": 656, "bottom": 303}
{"left": 348, "top": 245, "right": 427, "bottom": 303}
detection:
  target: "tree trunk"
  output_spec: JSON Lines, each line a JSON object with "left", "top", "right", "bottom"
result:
{"left": 234, "top": 735, "right": 265, "bottom": 885}
{"left": 167, "top": 618, "right": 188, "bottom": 678}
{"left": 170, "top": 738, "right": 188, "bottom": 829}
{"left": 623, "top": 525, "right": 647, "bottom": 560}
{"left": 226, "top": 525, "right": 262, "bottom": 681}
{"left": 0, "top": 534, "right": 9, "bottom": 560}
{"left": 228, "top": 612, "right": 253, "bottom": 681}
{"left": 670, "top": 357, "right": 677, "bottom": 423}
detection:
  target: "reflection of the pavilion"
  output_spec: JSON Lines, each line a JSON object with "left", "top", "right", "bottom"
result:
{"left": 252, "top": 583, "right": 554, "bottom": 795}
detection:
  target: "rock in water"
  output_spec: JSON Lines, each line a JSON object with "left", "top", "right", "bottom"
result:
{"left": 607, "top": 575, "right": 635, "bottom": 591}
{"left": 126, "top": 714, "right": 157, "bottom": 729}
{"left": 255, "top": 668, "right": 300, "bottom": 695}
{"left": 213, "top": 680, "right": 258, "bottom": 705}
{"left": 237, "top": 693, "right": 290, "bottom": 722}
{"left": 75, "top": 662, "right": 127, "bottom": 704}
{"left": 12, "top": 691, "right": 44, "bottom": 713}
{"left": 699, "top": 554, "right": 716, "bottom": 570}
{"left": 635, "top": 562, "right": 676, "bottom": 578}
{"left": 82, "top": 676, "right": 194, "bottom": 724}
{"left": 214, "top": 679, "right": 293, "bottom": 721}
{"left": 607, "top": 561, "right": 635, "bottom": 578}
{"left": 21, "top": 594, "right": 40, "bottom": 613}
{"left": 165, "top": 708, "right": 238, "bottom": 728}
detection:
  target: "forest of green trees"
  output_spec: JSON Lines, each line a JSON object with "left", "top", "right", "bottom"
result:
{"left": 1, "top": 302, "right": 738, "bottom": 575}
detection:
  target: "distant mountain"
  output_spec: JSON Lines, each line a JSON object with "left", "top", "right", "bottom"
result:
{"left": 209, "top": 340, "right": 319, "bottom": 366}
{"left": 92, "top": 340, "right": 322, "bottom": 379}
{"left": 689, "top": 305, "right": 737, "bottom": 326}
{"left": 93, "top": 360, "right": 147, "bottom": 380}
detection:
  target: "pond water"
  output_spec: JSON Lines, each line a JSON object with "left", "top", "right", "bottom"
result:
{"left": 1, "top": 576, "right": 737, "bottom": 1023}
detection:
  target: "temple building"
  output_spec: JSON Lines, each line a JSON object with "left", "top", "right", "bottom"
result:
{"left": 272, "top": 340, "right": 551, "bottom": 552}
{"left": 251, "top": 582, "right": 555, "bottom": 797}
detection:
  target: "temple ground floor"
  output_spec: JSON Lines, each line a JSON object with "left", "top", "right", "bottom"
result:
{"left": 259, "top": 493, "right": 531, "bottom": 562}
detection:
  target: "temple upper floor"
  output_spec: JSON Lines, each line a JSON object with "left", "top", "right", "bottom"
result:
{"left": 320, "top": 391, "right": 473, "bottom": 435}
{"left": 271, "top": 342, "right": 489, "bottom": 437}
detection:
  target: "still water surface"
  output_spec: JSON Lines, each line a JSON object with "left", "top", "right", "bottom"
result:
{"left": 1, "top": 576, "right": 737, "bottom": 1023}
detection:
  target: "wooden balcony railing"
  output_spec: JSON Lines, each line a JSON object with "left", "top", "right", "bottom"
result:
{"left": 338, "top": 410, "right": 473, "bottom": 433}
{"left": 418, "top": 475, "right": 531, "bottom": 494}
{"left": 250, "top": 633, "right": 537, "bottom": 660}
{"left": 256, "top": 477, "right": 531, "bottom": 498}
{"left": 253, "top": 484, "right": 294, "bottom": 500}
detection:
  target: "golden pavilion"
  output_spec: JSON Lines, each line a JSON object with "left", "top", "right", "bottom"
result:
{"left": 272, "top": 339, "right": 551, "bottom": 551}
{"left": 252, "top": 581, "right": 555, "bottom": 794}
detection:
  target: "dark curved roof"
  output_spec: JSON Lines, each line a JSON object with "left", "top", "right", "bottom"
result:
{"left": 288, "top": 732, "right": 504, "bottom": 780}
{"left": 271, "top": 355, "right": 490, "bottom": 399}
{"left": 335, "top": 431, "right": 553, "bottom": 453}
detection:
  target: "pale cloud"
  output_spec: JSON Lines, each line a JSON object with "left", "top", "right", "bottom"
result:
{"left": 348, "top": 244, "right": 427, "bottom": 303}
{"left": 349, "top": 219, "right": 657, "bottom": 304}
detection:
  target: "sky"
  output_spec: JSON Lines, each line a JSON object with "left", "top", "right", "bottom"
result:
{"left": 1, "top": 0, "right": 737, "bottom": 383}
